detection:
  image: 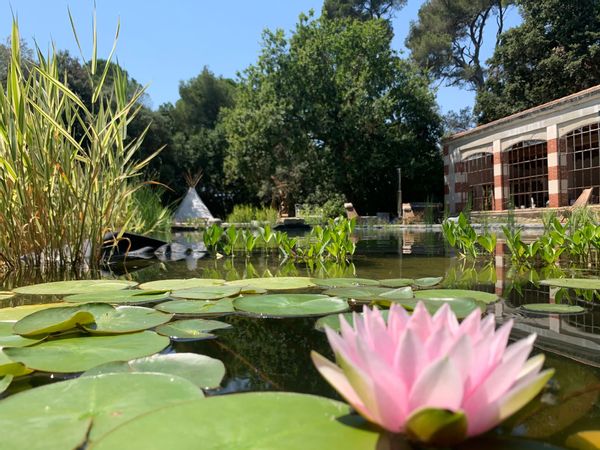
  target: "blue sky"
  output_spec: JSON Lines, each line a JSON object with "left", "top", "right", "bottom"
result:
{"left": 1, "top": 1, "right": 521, "bottom": 113}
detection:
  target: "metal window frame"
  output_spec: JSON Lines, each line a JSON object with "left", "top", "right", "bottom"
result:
{"left": 564, "top": 122, "right": 600, "bottom": 204}
{"left": 506, "top": 141, "right": 548, "bottom": 209}
{"left": 464, "top": 153, "right": 494, "bottom": 211}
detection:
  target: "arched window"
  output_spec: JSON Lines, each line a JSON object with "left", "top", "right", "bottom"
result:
{"left": 563, "top": 122, "right": 600, "bottom": 205}
{"left": 506, "top": 141, "right": 548, "bottom": 209}
{"left": 464, "top": 153, "right": 493, "bottom": 211}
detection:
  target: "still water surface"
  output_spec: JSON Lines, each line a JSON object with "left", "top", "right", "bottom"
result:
{"left": 2, "top": 229, "right": 600, "bottom": 447}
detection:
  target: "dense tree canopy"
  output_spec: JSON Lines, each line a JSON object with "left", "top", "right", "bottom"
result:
{"left": 322, "top": 0, "right": 406, "bottom": 20}
{"left": 406, "top": 0, "right": 513, "bottom": 91}
{"left": 475, "top": 0, "right": 600, "bottom": 123}
{"left": 222, "top": 14, "right": 442, "bottom": 214}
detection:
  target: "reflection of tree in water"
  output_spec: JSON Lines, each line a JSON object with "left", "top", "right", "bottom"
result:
{"left": 173, "top": 315, "right": 337, "bottom": 398}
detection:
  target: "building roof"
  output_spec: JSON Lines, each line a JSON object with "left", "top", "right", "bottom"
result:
{"left": 444, "top": 83, "right": 600, "bottom": 143}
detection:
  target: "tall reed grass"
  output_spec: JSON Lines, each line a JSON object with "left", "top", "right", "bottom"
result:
{"left": 0, "top": 18, "right": 160, "bottom": 269}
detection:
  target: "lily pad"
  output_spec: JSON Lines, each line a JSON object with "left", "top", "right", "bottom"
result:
{"left": 566, "top": 431, "right": 600, "bottom": 450}
{"left": 225, "top": 277, "right": 316, "bottom": 290}
{"left": 378, "top": 278, "right": 414, "bottom": 288}
{"left": 392, "top": 298, "right": 484, "bottom": 319}
{"left": 171, "top": 286, "right": 242, "bottom": 300}
{"left": 0, "top": 303, "right": 72, "bottom": 322}
{"left": 310, "top": 278, "right": 380, "bottom": 288}
{"left": 138, "top": 278, "right": 225, "bottom": 291}
{"left": 90, "top": 392, "right": 379, "bottom": 450}
{"left": 0, "top": 375, "right": 13, "bottom": 394}
{"left": 413, "top": 277, "right": 444, "bottom": 288}
{"left": 13, "top": 280, "right": 138, "bottom": 296}
{"left": 82, "top": 306, "right": 173, "bottom": 334}
{"left": 314, "top": 310, "right": 390, "bottom": 332}
{"left": 233, "top": 294, "right": 348, "bottom": 318}
{"left": 0, "top": 322, "right": 43, "bottom": 347}
{"left": 64, "top": 290, "right": 170, "bottom": 305}
{"left": 0, "top": 372, "right": 203, "bottom": 450}
{"left": 540, "top": 278, "right": 600, "bottom": 290}
{"left": 155, "top": 319, "right": 232, "bottom": 340}
{"left": 238, "top": 286, "right": 268, "bottom": 295}
{"left": 154, "top": 299, "right": 235, "bottom": 316}
{"left": 5, "top": 331, "right": 169, "bottom": 373}
{"left": 379, "top": 286, "right": 414, "bottom": 300}
{"left": 323, "top": 286, "right": 392, "bottom": 302}
{"left": 0, "top": 350, "right": 31, "bottom": 376}
{"left": 83, "top": 353, "right": 225, "bottom": 389}
{"left": 0, "top": 291, "right": 14, "bottom": 300}
{"left": 415, "top": 289, "right": 499, "bottom": 305}
{"left": 13, "top": 304, "right": 114, "bottom": 337}
{"left": 521, "top": 303, "right": 586, "bottom": 314}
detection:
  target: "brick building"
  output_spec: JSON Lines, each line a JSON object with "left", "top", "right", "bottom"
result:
{"left": 443, "top": 85, "right": 600, "bottom": 214}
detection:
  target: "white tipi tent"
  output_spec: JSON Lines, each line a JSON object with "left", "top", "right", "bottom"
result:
{"left": 173, "top": 172, "right": 214, "bottom": 223}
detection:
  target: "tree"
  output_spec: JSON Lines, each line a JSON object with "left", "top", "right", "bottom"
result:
{"left": 322, "top": 0, "right": 406, "bottom": 20}
{"left": 151, "top": 68, "right": 237, "bottom": 214}
{"left": 475, "top": 0, "right": 600, "bottom": 123}
{"left": 442, "top": 107, "right": 477, "bottom": 136}
{"left": 222, "top": 14, "right": 442, "bottom": 215}
{"left": 406, "top": 0, "right": 513, "bottom": 91}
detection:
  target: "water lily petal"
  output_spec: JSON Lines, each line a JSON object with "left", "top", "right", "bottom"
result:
{"left": 311, "top": 351, "right": 375, "bottom": 423}
{"left": 408, "top": 302, "right": 433, "bottom": 341}
{"left": 466, "top": 368, "right": 554, "bottom": 436}
{"left": 408, "top": 357, "right": 463, "bottom": 414}
{"left": 393, "top": 328, "right": 426, "bottom": 388}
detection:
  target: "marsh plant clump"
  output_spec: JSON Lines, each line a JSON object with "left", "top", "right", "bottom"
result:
{"left": 0, "top": 19, "right": 160, "bottom": 270}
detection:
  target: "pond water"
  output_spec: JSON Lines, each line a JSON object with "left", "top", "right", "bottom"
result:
{"left": 1, "top": 229, "right": 600, "bottom": 448}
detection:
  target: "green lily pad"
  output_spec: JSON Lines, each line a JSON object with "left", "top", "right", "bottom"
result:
{"left": 171, "top": 286, "right": 242, "bottom": 300}
{"left": 5, "top": 331, "right": 169, "bottom": 373}
{"left": 82, "top": 306, "right": 173, "bottom": 334}
{"left": 0, "top": 372, "right": 203, "bottom": 450}
{"left": 540, "top": 278, "right": 600, "bottom": 290}
{"left": 0, "top": 322, "right": 43, "bottom": 347}
{"left": 90, "top": 392, "right": 379, "bottom": 450}
{"left": 238, "top": 286, "right": 268, "bottom": 294}
{"left": 566, "top": 431, "right": 600, "bottom": 450}
{"left": 394, "top": 298, "right": 484, "bottom": 319}
{"left": 155, "top": 319, "right": 232, "bottom": 340}
{"left": 413, "top": 277, "right": 444, "bottom": 288}
{"left": 138, "top": 278, "right": 225, "bottom": 291}
{"left": 314, "top": 310, "right": 390, "bottom": 332}
{"left": 521, "top": 303, "right": 585, "bottom": 314}
{"left": 310, "top": 278, "right": 380, "bottom": 288}
{"left": 13, "top": 280, "right": 138, "bottom": 295}
{"left": 0, "top": 291, "right": 14, "bottom": 300}
{"left": 233, "top": 294, "right": 348, "bottom": 318}
{"left": 379, "top": 286, "right": 414, "bottom": 300}
{"left": 13, "top": 304, "right": 114, "bottom": 337}
{"left": 154, "top": 299, "right": 235, "bottom": 316}
{"left": 83, "top": 353, "right": 225, "bottom": 390}
{"left": 0, "top": 374, "right": 13, "bottom": 394}
{"left": 406, "top": 408, "right": 467, "bottom": 446}
{"left": 64, "top": 290, "right": 170, "bottom": 305}
{"left": 378, "top": 278, "right": 414, "bottom": 288}
{"left": 225, "top": 277, "right": 316, "bottom": 290}
{"left": 415, "top": 289, "right": 499, "bottom": 305}
{"left": 0, "top": 350, "right": 31, "bottom": 376}
{"left": 0, "top": 303, "right": 71, "bottom": 321}
{"left": 323, "top": 286, "right": 392, "bottom": 302}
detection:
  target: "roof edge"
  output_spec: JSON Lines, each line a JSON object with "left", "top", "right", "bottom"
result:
{"left": 443, "top": 83, "right": 600, "bottom": 144}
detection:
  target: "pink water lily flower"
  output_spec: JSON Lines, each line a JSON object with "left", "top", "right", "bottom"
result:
{"left": 312, "top": 302, "right": 554, "bottom": 444}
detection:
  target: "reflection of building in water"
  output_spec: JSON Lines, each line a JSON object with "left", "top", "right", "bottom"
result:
{"left": 497, "top": 278, "right": 600, "bottom": 367}
{"left": 401, "top": 231, "right": 414, "bottom": 254}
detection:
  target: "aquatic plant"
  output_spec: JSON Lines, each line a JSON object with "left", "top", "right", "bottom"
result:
{"left": 225, "top": 204, "right": 278, "bottom": 224}
{"left": 202, "top": 217, "right": 356, "bottom": 262}
{"left": 312, "top": 303, "right": 554, "bottom": 446}
{"left": 0, "top": 19, "right": 159, "bottom": 269}
{"left": 442, "top": 213, "right": 496, "bottom": 257}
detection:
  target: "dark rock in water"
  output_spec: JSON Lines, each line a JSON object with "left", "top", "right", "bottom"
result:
{"left": 102, "top": 232, "right": 168, "bottom": 261}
